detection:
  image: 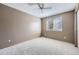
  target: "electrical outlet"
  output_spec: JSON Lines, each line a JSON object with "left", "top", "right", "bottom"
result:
{"left": 64, "top": 36, "right": 67, "bottom": 39}
{"left": 8, "top": 40, "right": 11, "bottom": 43}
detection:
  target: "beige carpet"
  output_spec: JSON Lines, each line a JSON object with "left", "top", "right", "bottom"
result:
{"left": 0, "top": 37, "right": 79, "bottom": 55}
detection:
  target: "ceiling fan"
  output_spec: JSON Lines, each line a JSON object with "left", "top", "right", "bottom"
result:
{"left": 28, "top": 3, "right": 52, "bottom": 16}
{"left": 28, "top": 3, "right": 52, "bottom": 10}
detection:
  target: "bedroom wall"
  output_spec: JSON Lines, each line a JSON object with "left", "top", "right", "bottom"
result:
{"left": 41, "top": 11, "right": 74, "bottom": 43}
{"left": 0, "top": 4, "right": 41, "bottom": 49}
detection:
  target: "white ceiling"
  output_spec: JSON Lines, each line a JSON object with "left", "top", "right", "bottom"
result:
{"left": 3, "top": 3, "right": 76, "bottom": 18}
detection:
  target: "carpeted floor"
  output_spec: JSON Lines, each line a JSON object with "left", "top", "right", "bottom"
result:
{"left": 0, "top": 37, "right": 79, "bottom": 55}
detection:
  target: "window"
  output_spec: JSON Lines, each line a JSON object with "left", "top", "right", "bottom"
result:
{"left": 46, "top": 16, "right": 62, "bottom": 32}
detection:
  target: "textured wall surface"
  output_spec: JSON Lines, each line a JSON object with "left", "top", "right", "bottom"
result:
{"left": 0, "top": 4, "right": 41, "bottom": 49}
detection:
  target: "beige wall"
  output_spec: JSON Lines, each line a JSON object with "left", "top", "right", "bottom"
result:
{"left": 0, "top": 4, "right": 41, "bottom": 49}
{"left": 41, "top": 11, "right": 74, "bottom": 43}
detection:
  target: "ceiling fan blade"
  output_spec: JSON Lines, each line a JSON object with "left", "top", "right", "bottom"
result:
{"left": 37, "top": 3, "right": 42, "bottom": 9}
{"left": 43, "top": 7, "right": 52, "bottom": 9}
{"left": 27, "top": 3, "right": 38, "bottom": 5}
{"left": 42, "top": 3, "right": 44, "bottom": 8}
{"left": 28, "top": 3, "right": 52, "bottom": 10}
